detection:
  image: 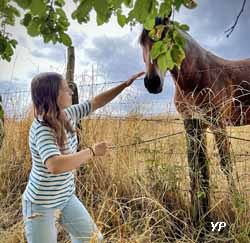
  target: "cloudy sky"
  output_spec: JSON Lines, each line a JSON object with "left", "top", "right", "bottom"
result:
{"left": 0, "top": 0, "right": 249, "bottom": 116}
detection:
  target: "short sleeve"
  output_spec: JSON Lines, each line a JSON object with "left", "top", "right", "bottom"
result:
{"left": 35, "top": 127, "right": 61, "bottom": 164}
{"left": 64, "top": 100, "right": 91, "bottom": 124}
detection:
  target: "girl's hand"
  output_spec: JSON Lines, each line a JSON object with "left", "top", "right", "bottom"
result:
{"left": 124, "top": 71, "right": 145, "bottom": 87}
{"left": 92, "top": 141, "right": 108, "bottom": 156}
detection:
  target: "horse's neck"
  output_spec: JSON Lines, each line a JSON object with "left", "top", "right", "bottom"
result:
{"left": 169, "top": 30, "right": 222, "bottom": 89}
{"left": 181, "top": 30, "right": 203, "bottom": 55}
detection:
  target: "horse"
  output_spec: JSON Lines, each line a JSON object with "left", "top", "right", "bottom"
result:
{"left": 139, "top": 17, "right": 250, "bottom": 227}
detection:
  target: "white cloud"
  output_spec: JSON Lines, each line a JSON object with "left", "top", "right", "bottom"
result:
{"left": 1, "top": 0, "right": 249, "bottom": 117}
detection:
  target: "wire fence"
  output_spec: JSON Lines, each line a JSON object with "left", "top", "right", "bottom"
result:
{"left": 0, "top": 77, "right": 176, "bottom": 119}
{"left": 1, "top": 77, "right": 250, "bottom": 199}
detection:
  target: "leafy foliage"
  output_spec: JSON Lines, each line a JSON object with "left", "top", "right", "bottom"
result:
{"left": 0, "top": 0, "right": 70, "bottom": 61}
{"left": 0, "top": 0, "right": 197, "bottom": 71}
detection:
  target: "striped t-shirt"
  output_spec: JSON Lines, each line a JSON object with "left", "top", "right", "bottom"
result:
{"left": 23, "top": 100, "right": 91, "bottom": 208}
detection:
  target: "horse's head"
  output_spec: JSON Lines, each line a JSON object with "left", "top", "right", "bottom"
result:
{"left": 139, "top": 17, "right": 170, "bottom": 94}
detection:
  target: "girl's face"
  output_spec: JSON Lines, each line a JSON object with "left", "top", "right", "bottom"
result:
{"left": 57, "top": 80, "right": 73, "bottom": 109}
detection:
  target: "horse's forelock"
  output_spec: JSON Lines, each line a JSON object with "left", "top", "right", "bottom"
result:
{"left": 139, "top": 17, "right": 172, "bottom": 46}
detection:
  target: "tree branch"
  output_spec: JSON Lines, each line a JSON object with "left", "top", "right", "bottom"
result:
{"left": 225, "top": 0, "right": 246, "bottom": 38}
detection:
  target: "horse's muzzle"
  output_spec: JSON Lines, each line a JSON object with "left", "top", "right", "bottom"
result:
{"left": 144, "top": 74, "right": 163, "bottom": 94}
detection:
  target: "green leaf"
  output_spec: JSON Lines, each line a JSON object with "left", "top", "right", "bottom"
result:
{"left": 124, "top": 0, "right": 133, "bottom": 8}
{"left": 72, "top": 0, "right": 92, "bottom": 23}
{"left": 40, "top": 23, "right": 51, "bottom": 35}
{"left": 0, "top": 39, "right": 7, "bottom": 54}
{"left": 2, "top": 43, "right": 14, "bottom": 62}
{"left": 29, "top": 0, "right": 46, "bottom": 16}
{"left": 5, "top": 6, "right": 20, "bottom": 25}
{"left": 0, "top": 0, "right": 6, "bottom": 11}
{"left": 162, "top": 34, "right": 171, "bottom": 44}
{"left": 157, "top": 51, "right": 174, "bottom": 72}
{"left": 96, "top": 15, "right": 104, "bottom": 25}
{"left": 55, "top": 0, "right": 65, "bottom": 7}
{"left": 93, "top": 0, "right": 110, "bottom": 25}
{"left": 117, "top": 10, "right": 127, "bottom": 27}
{"left": 159, "top": 1, "right": 171, "bottom": 18}
{"left": 14, "top": 0, "right": 31, "bottom": 9}
{"left": 172, "top": 21, "right": 180, "bottom": 28}
{"left": 10, "top": 39, "right": 18, "bottom": 48}
{"left": 11, "top": 6, "right": 21, "bottom": 17}
{"left": 171, "top": 44, "right": 185, "bottom": 66}
{"left": 150, "top": 41, "right": 167, "bottom": 60}
{"left": 27, "top": 18, "right": 41, "bottom": 36}
{"left": 60, "top": 32, "right": 72, "bottom": 46}
{"left": 43, "top": 35, "right": 51, "bottom": 43}
{"left": 129, "top": 0, "right": 154, "bottom": 23}
{"left": 143, "top": 16, "right": 155, "bottom": 30}
{"left": 174, "top": 0, "right": 184, "bottom": 11}
{"left": 56, "top": 8, "right": 67, "bottom": 19}
{"left": 183, "top": 0, "right": 197, "bottom": 9}
{"left": 179, "top": 24, "right": 189, "bottom": 31}
{"left": 148, "top": 24, "right": 165, "bottom": 41}
{"left": 174, "top": 31, "right": 186, "bottom": 47}
{"left": 157, "top": 53, "right": 167, "bottom": 72}
{"left": 22, "top": 13, "right": 32, "bottom": 26}
{"left": 93, "top": 0, "right": 109, "bottom": 16}
{"left": 56, "top": 8, "right": 69, "bottom": 28}
{"left": 109, "top": 0, "right": 123, "bottom": 9}
{"left": 52, "top": 34, "right": 57, "bottom": 44}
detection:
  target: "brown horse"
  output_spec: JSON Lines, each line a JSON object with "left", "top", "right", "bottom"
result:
{"left": 139, "top": 17, "right": 250, "bottom": 227}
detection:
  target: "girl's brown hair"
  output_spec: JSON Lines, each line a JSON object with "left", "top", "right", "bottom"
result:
{"left": 31, "top": 72, "right": 75, "bottom": 148}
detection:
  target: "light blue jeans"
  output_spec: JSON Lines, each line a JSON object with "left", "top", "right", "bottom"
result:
{"left": 22, "top": 194, "right": 103, "bottom": 243}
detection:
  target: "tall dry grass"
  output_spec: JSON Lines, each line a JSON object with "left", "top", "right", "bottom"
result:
{"left": 0, "top": 113, "right": 249, "bottom": 243}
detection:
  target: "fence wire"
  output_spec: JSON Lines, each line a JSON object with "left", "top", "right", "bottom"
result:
{"left": 1, "top": 82, "right": 249, "bottom": 197}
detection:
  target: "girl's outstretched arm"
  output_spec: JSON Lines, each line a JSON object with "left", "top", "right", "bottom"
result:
{"left": 91, "top": 71, "right": 145, "bottom": 112}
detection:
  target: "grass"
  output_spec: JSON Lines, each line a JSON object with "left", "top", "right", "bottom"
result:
{"left": 0, "top": 113, "right": 249, "bottom": 242}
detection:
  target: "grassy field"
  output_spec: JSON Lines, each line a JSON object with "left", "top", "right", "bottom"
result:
{"left": 0, "top": 113, "right": 249, "bottom": 242}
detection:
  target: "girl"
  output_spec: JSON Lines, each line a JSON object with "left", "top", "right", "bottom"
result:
{"left": 22, "top": 71, "right": 144, "bottom": 243}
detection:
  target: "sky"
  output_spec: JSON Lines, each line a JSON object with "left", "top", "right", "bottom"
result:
{"left": 0, "top": 0, "right": 249, "bottom": 117}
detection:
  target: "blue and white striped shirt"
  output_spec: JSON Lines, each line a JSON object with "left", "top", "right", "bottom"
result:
{"left": 23, "top": 100, "right": 91, "bottom": 208}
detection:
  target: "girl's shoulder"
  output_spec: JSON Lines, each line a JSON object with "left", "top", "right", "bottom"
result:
{"left": 30, "top": 119, "right": 55, "bottom": 137}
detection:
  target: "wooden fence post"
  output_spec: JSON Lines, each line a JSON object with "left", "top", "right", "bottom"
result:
{"left": 66, "top": 46, "right": 82, "bottom": 151}
{"left": 184, "top": 119, "right": 210, "bottom": 232}
{"left": 66, "top": 46, "right": 79, "bottom": 105}
{"left": 0, "top": 95, "right": 4, "bottom": 148}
